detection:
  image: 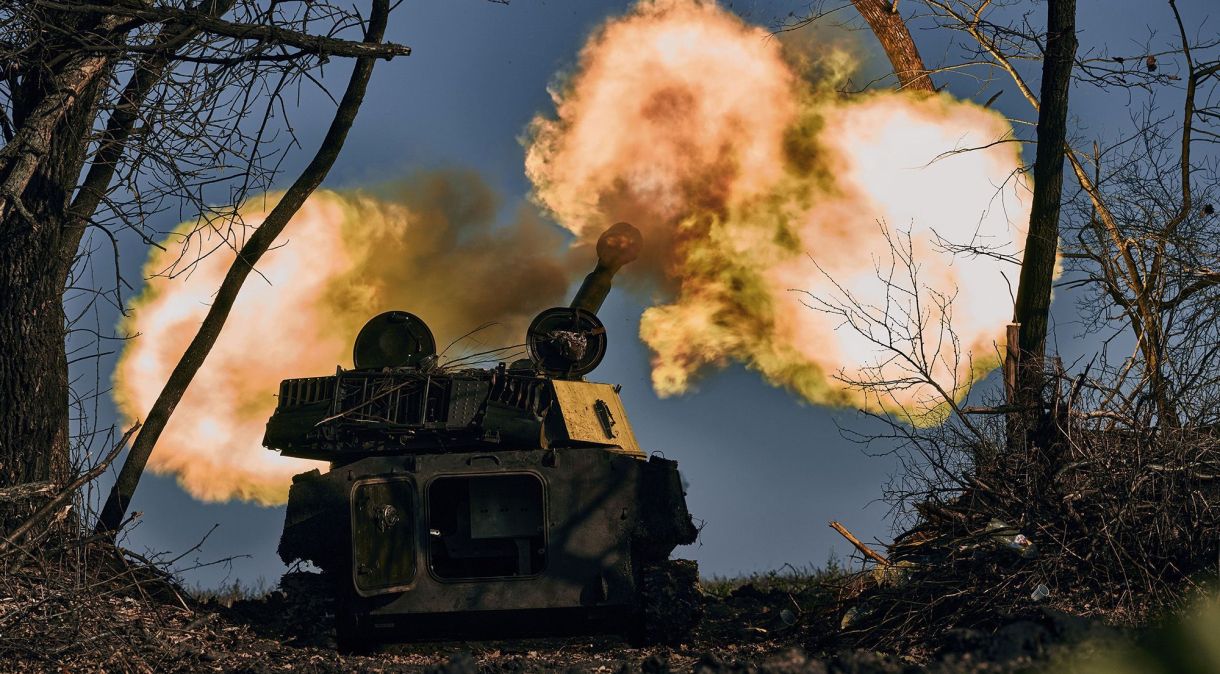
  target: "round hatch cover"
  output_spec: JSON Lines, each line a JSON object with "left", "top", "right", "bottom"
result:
{"left": 526, "top": 307, "right": 607, "bottom": 378}
{"left": 353, "top": 311, "right": 436, "bottom": 370}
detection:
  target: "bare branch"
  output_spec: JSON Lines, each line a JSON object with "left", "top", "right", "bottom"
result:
{"left": 32, "top": 1, "right": 412, "bottom": 59}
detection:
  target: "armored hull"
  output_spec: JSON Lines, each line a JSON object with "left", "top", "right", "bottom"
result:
{"left": 281, "top": 445, "right": 696, "bottom": 645}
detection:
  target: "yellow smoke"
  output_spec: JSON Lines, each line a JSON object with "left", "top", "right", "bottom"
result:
{"left": 524, "top": 0, "right": 1030, "bottom": 416}
{"left": 114, "top": 172, "right": 573, "bottom": 504}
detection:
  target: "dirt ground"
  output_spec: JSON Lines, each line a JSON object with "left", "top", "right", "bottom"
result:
{"left": 188, "top": 572, "right": 1108, "bottom": 674}
{"left": 0, "top": 559, "right": 1115, "bottom": 673}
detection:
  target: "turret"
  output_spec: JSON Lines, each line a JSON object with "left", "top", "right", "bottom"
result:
{"left": 264, "top": 221, "right": 646, "bottom": 458}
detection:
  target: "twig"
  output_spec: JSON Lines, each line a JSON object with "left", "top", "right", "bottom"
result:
{"left": 0, "top": 423, "right": 139, "bottom": 554}
{"left": 830, "top": 520, "right": 890, "bottom": 566}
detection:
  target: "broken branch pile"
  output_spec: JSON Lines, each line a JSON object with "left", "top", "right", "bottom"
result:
{"left": 830, "top": 387, "right": 1220, "bottom": 653}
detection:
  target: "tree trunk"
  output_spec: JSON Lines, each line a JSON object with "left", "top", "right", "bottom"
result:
{"left": 1011, "top": 0, "right": 1077, "bottom": 434}
{"left": 0, "top": 218, "right": 71, "bottom": 530}
{"left": 850, "top": 0, "right": 935, "bottom": 92}
{"left": 0, "top": 17, "right": 113, "bottom": 530}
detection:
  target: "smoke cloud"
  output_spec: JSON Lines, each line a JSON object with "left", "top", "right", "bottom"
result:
{"left": 524, "top": 0, "right": 1030, "bottom": 415}
{"left": 114, "top": 172, "right": 573, "bottom": 504}
{"left": 116, "top": 0, "right": 1031, "bottom": 505}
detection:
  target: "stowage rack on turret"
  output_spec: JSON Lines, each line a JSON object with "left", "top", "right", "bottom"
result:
{"left": 264, "top": 360, "right": 644, "bottom": 459}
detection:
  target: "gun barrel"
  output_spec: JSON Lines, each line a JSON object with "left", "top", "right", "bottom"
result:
{"left": 570, "top": 222, "right": 643, "bottom": 314}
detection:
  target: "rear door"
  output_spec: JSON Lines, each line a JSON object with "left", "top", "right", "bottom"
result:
{"left": 351, "top": 477, "right": 417, "bottom": 595}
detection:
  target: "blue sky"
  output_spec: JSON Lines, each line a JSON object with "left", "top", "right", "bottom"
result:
{"left": 90, "top": 0, "right": 1213, "bottom": 588}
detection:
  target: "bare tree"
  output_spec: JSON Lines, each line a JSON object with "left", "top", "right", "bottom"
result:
{"left": 797, "top": 0, "right": 1220, "bottom": 432}
{"left": 1058, "top": 6, "right": 1220, "bottom": 429}
{"left": 797, "top": 225, "right": 1001, "bottom": 523}
{"left": 914, "top": 1, "right": 1218, "bottom": 429}
{"left": 0, "top": 1, "right": 411, "bottom": 530}
{"left": 1009, "top": 0, "right": 1075, "bottom": 433}
{"left": 791, "top": 0, "right": 1220, "bottom": 641}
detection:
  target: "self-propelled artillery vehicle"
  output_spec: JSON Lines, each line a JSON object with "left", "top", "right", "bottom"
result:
{"left": 263, "top": 223, "right": 700, "bottom": 651}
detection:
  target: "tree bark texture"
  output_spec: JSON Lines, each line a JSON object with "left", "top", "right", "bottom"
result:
{"left": 1012, "top": 0, "right": 1077, "bottom": 405}
{"left": 0, "top": 224, "right": 72, "bottom": 519}
{"left": 850, "top": 0, "right": 935, "bottom": 92}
